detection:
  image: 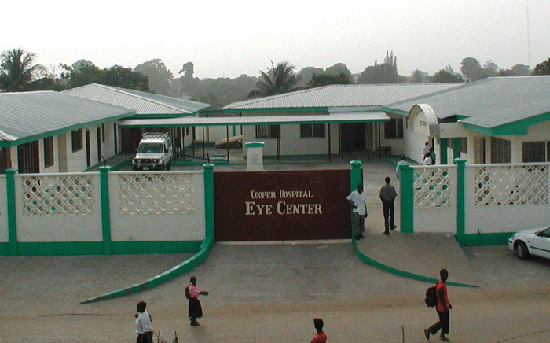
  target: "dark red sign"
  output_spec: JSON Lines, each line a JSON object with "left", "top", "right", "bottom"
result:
{"left": 214, "top": 169, "right": 351, "bottom": 241}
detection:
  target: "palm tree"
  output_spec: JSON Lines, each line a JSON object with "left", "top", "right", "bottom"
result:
{"left": 248, "top": 61, "right": 299, "bottom": 98}
{"left": 0, "top": 48, "right": 43, "bottom": 92}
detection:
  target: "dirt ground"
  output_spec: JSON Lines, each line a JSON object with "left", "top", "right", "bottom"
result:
{"left": 2, "top": 247, "right": 550, "bottom": 343}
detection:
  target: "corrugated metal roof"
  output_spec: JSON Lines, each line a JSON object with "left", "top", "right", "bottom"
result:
{"left": 119, "top": 111, "right": 390, "bottom": 127}
{"left": 223, "top": 83, "right": 462, "bottom": 111}
{"left": 0, "top": 91, "right": 133, "bottom": 144}
{"left": 386, "top": 76, "right": 550, "bottom": 128}
{"left": 63, "top": 83, "right": 210, "bottom": 116}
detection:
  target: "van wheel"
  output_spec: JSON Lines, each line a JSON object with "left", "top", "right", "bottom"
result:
{"left": 517, "top": 241, "right": 531, "bottom": 260}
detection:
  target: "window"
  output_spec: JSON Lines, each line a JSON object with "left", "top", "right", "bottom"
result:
{"left": 522, "top": 141, "right": 548, "bottom": 162}
{"left": 490, "top": 137, "right": 511, "bottom": 163}
{"left": 460, "top": 138, "right": 467, "bottom": 154}
{"left": 384, "top": 118, "right": 403, "bottom": 139}
{"left": 71, "top": 129, "right": 83, "bottom": 153}
{"left": 43, "top": 136, "right": 54, "bottom": 168}
{"left": 300, "top": 123, "right": 325, "bottom": 138}
{"left": 256, "top": 125, "right": 280, "bottom": 138}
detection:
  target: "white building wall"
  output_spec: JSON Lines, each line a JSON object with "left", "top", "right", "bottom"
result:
{"left": 0, "top": 175, "right": 7, "bottom": 242}
{"left": 109, "top": 171, "right": 205, "bottom": 242}
{"left": 15, "top": 173, "right": 103, "bottom": 242}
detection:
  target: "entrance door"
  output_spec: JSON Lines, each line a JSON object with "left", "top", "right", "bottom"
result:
{"left": 86, "top": 130, "right": 91, "bottom": 168}
{"left": 340, "top": 123, "right": 366, "bottom": 152}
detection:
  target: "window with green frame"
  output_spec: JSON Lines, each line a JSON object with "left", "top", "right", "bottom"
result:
{"left": 256, "top": 125, "right": 280, "bottom": 138}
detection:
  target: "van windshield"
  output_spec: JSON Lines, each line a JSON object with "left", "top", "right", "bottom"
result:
{"left": 138, "top": 143, "right": 164, "bottom": 154}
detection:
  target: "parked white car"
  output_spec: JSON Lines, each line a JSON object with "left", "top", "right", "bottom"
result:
{"left": 508, "top": 227, "right": 550, "bottom": 260}
{"left": 132, "top": 132, "right": 173, "bottom": 171}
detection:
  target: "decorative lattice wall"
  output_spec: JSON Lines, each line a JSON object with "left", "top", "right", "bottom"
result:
{"left": 413, "top": 167, "right": 453, "bottom": 208}
{"left": 118, "top": 173, "right": 196, "bottom": 215}
{"left": 21, "top": 175, "right": 96, "bottom": 216}
{"left": 474, "top": 165, "right": 549, "bottom": 205}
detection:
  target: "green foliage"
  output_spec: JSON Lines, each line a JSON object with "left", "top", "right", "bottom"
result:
{"left": 409, "top": 69, "right": 428, "bottom": 83}
{"left": 0, "top": 48, "right": 44, "bottom": 92}
{"left": 190, "top": 74, "right": 258, "bottom": 109}
{"left": 324, "top": 63, "right": 352, "bottom": 79}
{"left": 61, "top": 62, "right": 148, "bottom": 90}
{"left": 500, "top": 64, "right": 531, "bottom": 76}
{"left": 433, "top": 69, "right": 463, "bottom": 83}
{"left": 308, "top": 73, "right": 350, "bottom": 88}
{"left": 532, "top": 58, "right": 550, "bottom": 76}
{"left": 248, "top": 61, "right": 299, "bottom": 98}
{"left": 297, "top": 66, "right": 324, "bottom": 87}
{"left": 357, "top": 51, "right": 400, "bottom": 84}
{"left": 135, "top": 59, "right": 174, "bottom": 95}
{"left": 460, "top": 57, "right": 488, "bottom": 81}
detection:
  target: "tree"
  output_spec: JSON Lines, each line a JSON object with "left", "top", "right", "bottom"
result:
{"left": 308, "top": 73, "right": 351, "bottom": 88}
{"left": 0, "top": 48, "right": 44, "bottom": 92}
{"left": 248, "top": 61, "right": 299, "bottom": 98}
{"left": 410, "top": 69, "right": 428, "bottom": 83}
{"left": 357, "top": 51, "right": 400, "bottom": 84}
{"left": 61, "top": 62, "right": 148, "bottom": 90}
{"left": 484, "top": 60, "right": 499, "bottom": 77}
{"left": 325, "top": 63, "right": 352, "bottom": 80}
{"left": 532, "top": 58, "right": 550, "bottom": 76}
{"left": 297, "top": 66, "right": 324, "bottom": 87}
{"left": 135, "top": 59, "right": 173, "bottom": 95}
{"left": 500, "top": 64, "right": 531, "bottom": 76}
{"left": 432, "top": 69, "right": 464, "bottom": 83}
{"left": 460, "top": 57, "right": 488, "bottom": 81}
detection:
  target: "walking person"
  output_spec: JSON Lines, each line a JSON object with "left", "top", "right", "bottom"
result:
{"left": 185, "top": 276, "right": 208, "bottom": 326}
{"left": 346, "top": 184, "right": 367, "bottom": 240}
{"left": 135, "top": 301, "right": 153, "bottom": 343}
{"left": 424, "top": 269, "right": 452, "bottom": 341}
{"left": 379, "top": 177, "right": 398, "bottom": 235}
{"left": 311, "top": 318, "right": 328, "bottom": 343}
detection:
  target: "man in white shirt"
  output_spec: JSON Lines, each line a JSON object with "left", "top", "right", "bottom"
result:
{"left": 135, "top": 301, "right": 153, "bottom": 343}
{"left": 346, "top": 184, "right": 367, "bottom": 240}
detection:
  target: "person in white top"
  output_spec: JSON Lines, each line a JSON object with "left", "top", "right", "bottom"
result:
{"left": 346, "top": 184, "right": 368, "bottom": 240}
{"left": 135, "top": 301, "right": 153, "bottom": 343}
{"left": 396, "top": 156, "right": 408, "bottom": 178}
{"left": 423, "top": 152, "right": 433, "bottom": 165}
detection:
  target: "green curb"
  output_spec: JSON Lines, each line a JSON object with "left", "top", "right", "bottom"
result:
{"left": 352, "top": 239, "right": 479, "bottom": 288}
{"left": 81, "top": 237, "right": 214, "bottom": 304}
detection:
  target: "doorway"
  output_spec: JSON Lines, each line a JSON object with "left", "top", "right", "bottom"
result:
{"left": 340, "top": 123, "right": 366, "bottom": 152}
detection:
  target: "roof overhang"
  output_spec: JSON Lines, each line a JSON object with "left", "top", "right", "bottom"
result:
{"left": 119, "top": 112, "right": 391, "bottom": 128}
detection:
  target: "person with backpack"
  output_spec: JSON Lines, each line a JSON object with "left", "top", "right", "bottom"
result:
{"left": 424, "top": 268, "right": 452, "bottom": 341}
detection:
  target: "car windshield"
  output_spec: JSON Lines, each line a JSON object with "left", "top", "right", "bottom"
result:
{"left": 138, "top": 143, "right": 164, "bottom": 154}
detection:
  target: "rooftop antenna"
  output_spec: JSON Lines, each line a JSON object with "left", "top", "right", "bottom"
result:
{"left": 527, "top": 0, "right": 531, "bottom": 67}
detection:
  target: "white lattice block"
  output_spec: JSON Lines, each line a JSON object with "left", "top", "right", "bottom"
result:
{"left": 118, "top": 173, "right": 196, "bottom": 215}
{"left": 413, "top": 167, "right": 452, "bottom": 208}
{"left": 21, "top": 175, "right": 96, "bottom": 216}
{"left": 474, "top": 165, "right": 548, "bottom": 206}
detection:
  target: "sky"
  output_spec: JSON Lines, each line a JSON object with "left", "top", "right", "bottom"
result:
{"left": 2, "top": 0, "right": 549, "bottom": 80}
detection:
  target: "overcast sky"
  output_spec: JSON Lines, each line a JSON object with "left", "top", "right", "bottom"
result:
{"left": 3, "top": 0, "right": 549, "bottom": 80}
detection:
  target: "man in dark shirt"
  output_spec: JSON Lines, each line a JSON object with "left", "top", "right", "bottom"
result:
{"left": 379, "top": 177, "right": 398, "bottom": 235}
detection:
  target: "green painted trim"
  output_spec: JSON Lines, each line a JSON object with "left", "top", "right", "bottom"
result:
{"left": 17, "top": 242, "right": 103, "bottom": 256}
{"left": 452, "top": 138, "right": 461, "bottom": 160}
{"left": 99, "top": 166, "right": 112, "bottom": 255}
{"left": 203, "top": 164, "right": 215, "bottom": 240}
{"left": 244, "top": 142, "right": 265, "bottom": 148}
{"left": 463, "top": 112, "right": 550, "bottom": 136}
{"left": 223, "top": 107, "right": 329, "bottom": 113}
{"left": 381, "top": 107, "right": 409, "bottom": 117}
{"left": 440, "top": 138, "right": 449, "bottom": 165}
{"left": 5, "top": 169, "right": 17, "bottom": 256}
{"left": 14, "top": 241, "right": 203, "bottom": 256}
{"left": 399, "top": 163, "right": 414, "bottom": 233}
{"left": 455, "top": 158, "right": 467, "bottom": 243}
{"left": 0, "top": 243, "right": 8, "bottom": 256}
{"left": 0, "top": 113, "right": 134, "bottom": 148}
{"left": 459, "top": 232, "right": 514, "bottom": 246}
{"left": 111, "top": 241, "right": 202, "bottom": 254}
{"left": 353, "top": 240, "right": 478, "bottom": 287}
